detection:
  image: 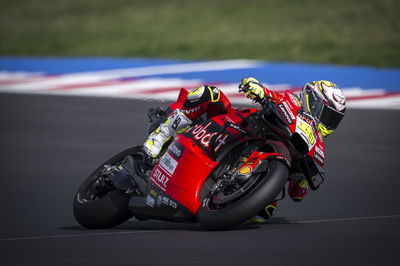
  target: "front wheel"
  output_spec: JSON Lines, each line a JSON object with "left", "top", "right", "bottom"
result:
{"left": 198, "top": 160, "right": 288, "bottom": 230}
{"left": 73, "top": 146, "right": 144, "bottom": 229}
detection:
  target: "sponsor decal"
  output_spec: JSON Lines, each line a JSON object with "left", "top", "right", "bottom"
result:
{"left": 145, "top": 195, "right": 155, "bottom": 208}
{"left": 297, "top": 113, "right": 316, "bottom": 128}
{"left": 314, "top": 151, "right": 324, "bottom": 165}
{"left": 159, "top": 195, "right": 177, "bottom": 208}
{"left": 296, "top": 118, "right": 316, "bottom": 148}
{"left": 149, "top": 189, "right": 158, "bottom": 198}
{"left": 282, "top": 101, "right": 296, "bottom": 120}
{"left": 266, "top": 155, "right": 289, "bottom": 166}
{"left": 183, "top": 106, "right": 200, "bottom": 114}
{"left": 276, "top": 155, "right": 290, "bottom": 165}
{"left": 169, "top": 200, "right": 177, "bottom": 209}
{"left": 228, "top": 123, "right": 247, "bottom": 134}
{"left": 238, "top": 165, "right": 253, "bottom": 175}
{"left": 157, "top": 195, "right": 163, "bottom": 204}
{"left": 159, "top": 153, "right": 178, "bottom": 176}
{"left": 185, "top": 121, "right": 229, "bottom": 152}
{"left": 288, "top": 93, "right": 300, "bottom": 107}
{"left": 169, "top": 143, "right": 183, "bottom": 159}
{"left": 151, "top": 168, "right": 170, "bottom": 190}
{"left": 315, "top": 145, "right": 325, "bottom": 158}
{"left": 278, "top": 103, "right": 293, "bottom": 124}
{"left": 190, "top": 121, "right": 213, "bottom": 139}
{"left": 162, "top": 196, "right": 170, "bottom": 206}
{"left": 214, "top": 134, "right": 228, "bottom": 152}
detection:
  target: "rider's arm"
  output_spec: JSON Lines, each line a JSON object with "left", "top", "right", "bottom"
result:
{"left": 239, "top": 77, "right": 283, "bottom": 104}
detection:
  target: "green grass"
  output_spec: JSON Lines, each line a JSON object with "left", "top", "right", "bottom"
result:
{"left": 1, "top": 0, "right": 399, "bottom": 67}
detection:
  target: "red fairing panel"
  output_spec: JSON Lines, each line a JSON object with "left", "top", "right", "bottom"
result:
{"left": 149, "top": 108, "right": 258, "bottom": 214}
{"left": 278, "top": 91, "right": 326, "bottom": 166}
{"left": 150, "top": 135, "right": 218, "bottom": 214}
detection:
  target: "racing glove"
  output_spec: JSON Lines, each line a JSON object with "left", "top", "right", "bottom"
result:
{"left": 238, "top": 77, "right": 266, "bottom": 102}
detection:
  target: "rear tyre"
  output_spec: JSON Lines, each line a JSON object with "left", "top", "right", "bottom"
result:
{"left": 73, "top": 146, "right": 143, "bottom": 229}
{"left": 198, "top": 160, "right": 288, "bottom": 230}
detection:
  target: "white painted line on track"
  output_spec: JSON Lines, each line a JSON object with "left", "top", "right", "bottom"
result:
{"left": 1, "top": 214, "right": 399, "bottom": 241}
{"left": 0, "top": 230, "right": 159, "bottom": 242}
{"left": 288, "top": 214, "right": 400, "bottom": 224}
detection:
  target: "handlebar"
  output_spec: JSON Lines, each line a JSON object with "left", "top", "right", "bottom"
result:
{"left": 255, "top": 98, "right": 293, "bottom": 138}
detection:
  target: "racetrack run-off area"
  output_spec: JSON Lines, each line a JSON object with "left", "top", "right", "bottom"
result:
{"left": 1, "top": 57, "right": 400, "bottom": 109}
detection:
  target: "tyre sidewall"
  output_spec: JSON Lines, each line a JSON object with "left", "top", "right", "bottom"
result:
{"left": 198, "top": 160, "right": 288, "bottom": 230}
{"left": 73, "top": 146, "right": 143, "bottom": 229}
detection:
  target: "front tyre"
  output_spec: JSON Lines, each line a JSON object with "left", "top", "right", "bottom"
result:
{"left": 73, "top": 147, "right": 143, "bottom": 229}
{"left": 198, "top": 160, "right": 288, "bottom": 230}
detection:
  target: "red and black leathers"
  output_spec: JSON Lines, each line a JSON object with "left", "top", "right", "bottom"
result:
{"left": 166, "top": 85, "right": 232, "bottom": 121}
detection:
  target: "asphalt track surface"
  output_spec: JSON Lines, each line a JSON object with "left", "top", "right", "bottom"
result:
{"left": 1, "top": 93, "right": 399, "bottom": 266}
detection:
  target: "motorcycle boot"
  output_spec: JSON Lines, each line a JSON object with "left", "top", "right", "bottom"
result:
{"left": 250, "top": 200, "right": 277, "bottom": 223}
{"left": 144, "top": 109, "right": 192, "bottom": 158}
{"left": 288, "top": 178, "right": 309, "bottom": 202}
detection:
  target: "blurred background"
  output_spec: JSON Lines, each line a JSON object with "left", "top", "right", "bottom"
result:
{"left": 1, "top": 0, "right": 399, "bottom": 67}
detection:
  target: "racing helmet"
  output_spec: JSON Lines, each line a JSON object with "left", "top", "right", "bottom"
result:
{"left": 299, "top": 80, "right": 346, "bottom": 137}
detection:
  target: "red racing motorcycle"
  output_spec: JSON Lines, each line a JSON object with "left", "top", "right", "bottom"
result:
{"left": 73, "top": 90, "right": 326, "bottom": 230}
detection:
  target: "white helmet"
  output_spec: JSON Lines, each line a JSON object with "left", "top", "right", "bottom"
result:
{"left": 299, "top": 80, "right": 346, "bottom": 137}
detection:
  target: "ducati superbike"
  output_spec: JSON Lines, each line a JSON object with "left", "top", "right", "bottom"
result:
{"left": 73, "top": 90, "right": 326, "bottom": 230}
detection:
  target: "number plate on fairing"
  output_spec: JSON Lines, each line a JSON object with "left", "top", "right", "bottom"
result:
{"left": 295, "top": 117, "right": 316, "bottom": 150}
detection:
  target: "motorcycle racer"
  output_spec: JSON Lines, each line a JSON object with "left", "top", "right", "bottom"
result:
{"left": 239, "top": 77, "right": 346, "bottom": 222}
{"left": 143, "top": 77, "right": 346, "bottom": 221}
{"left": 144, "top": 84, "right": 232, "bottom": 159}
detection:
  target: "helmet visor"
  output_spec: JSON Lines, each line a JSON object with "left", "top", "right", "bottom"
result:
{"left": 319, "top": 104, "right": 344, "bottom": 129}
{"left": 307, "top": 91, "right": 344, "bottom": 130}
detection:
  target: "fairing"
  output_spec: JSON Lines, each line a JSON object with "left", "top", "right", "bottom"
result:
{"left": 278, "top": 91, "right": 326, "bottom": 167}
{"left": 149, "top": 108, "right": 257, "bottom": 213}
{"left": 146, "top": 90, "right": 326, "bottom": 216}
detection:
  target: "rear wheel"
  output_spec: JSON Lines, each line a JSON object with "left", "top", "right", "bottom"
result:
{"left": 198, "top": 159, "right": 288, "bottom": 230}
{"left": 73, "top": 146, "right": 144, "bottom": 229}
